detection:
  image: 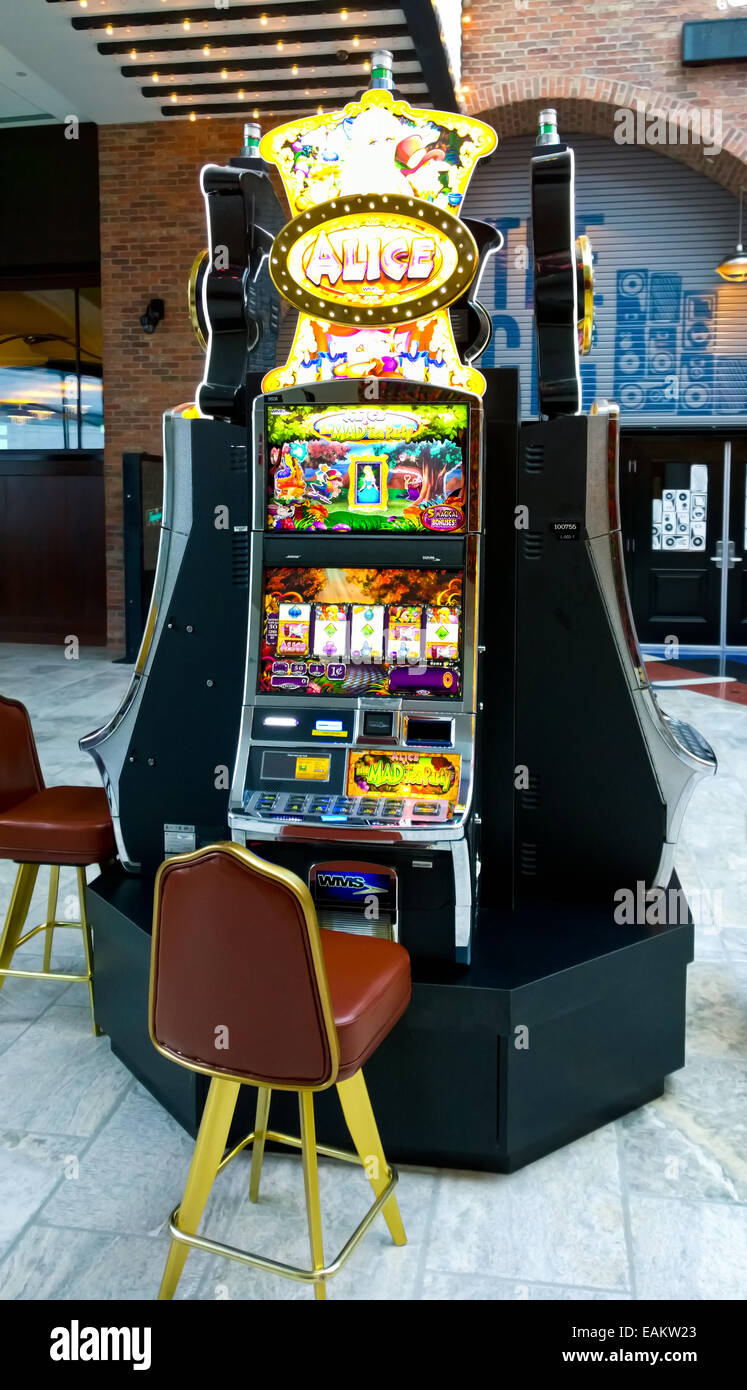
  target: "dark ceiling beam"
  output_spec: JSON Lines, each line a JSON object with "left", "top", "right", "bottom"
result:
{"left": 143, "top": 76, "right": 391, "bottom": 97}
{"left": 66, "top": 1, "right": 393, "bottom": 31}
{"left": 144, "top": 76, "right": 426, "bottom": 98}
{"left": 397, "top": 0, "right": 458, "bottom": 108}
{"left": 162, "top": 96, "right": 433, "bottom": 116}
{"left": 99, "top": 26, "right": 410, "bottom": 57}
{"left": 123, "top": 53, "right": 416, "bottom": 79}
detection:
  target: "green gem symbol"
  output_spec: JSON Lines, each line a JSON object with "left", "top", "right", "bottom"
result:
{"left": 325, "top": 623, "right": 336, "bottom": 635}
{"left": 436, "top": 626, "right": 449, "bottom": 639}
{"left": 362, "top": 624, "right": 374, "bottom": 635}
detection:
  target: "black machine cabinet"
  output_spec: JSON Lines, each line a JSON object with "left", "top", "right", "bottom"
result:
{"left": 81, "top": 414, "right": 254, "bottom": 871}
{"left": 515, "top": 409, "right": 716, "bottom": 906}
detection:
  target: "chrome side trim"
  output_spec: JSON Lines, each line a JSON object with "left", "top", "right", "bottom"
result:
{"left": 451, "top": 837, "right": 472, "bottom": 954}
{"left": 584, "top": 408, "right": 716, "bottom": 888}
{"left": 79, "top": 414, "right": 194, "bottom": 868}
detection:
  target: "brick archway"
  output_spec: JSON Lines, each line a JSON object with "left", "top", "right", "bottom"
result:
{"left": 466, "top": 78, "right": 746, "bottom": 195}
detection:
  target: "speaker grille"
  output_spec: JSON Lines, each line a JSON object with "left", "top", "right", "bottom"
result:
{"left": 522, "top": 531, "right": 544, "bottom": 560}
{"left": 229, "top": 443, "right": 248, "bottom": 472}
{"left": 518, "top": 842, "right": 538, "bottom": 876}
{"left": 231, "top": 530, "right": 249, "bottom": 585}
{"left": 519, "top": 774, "right": 541, "bottom": 811}
{"left": 524, "top": 443, "right": 544, "bottom": 474}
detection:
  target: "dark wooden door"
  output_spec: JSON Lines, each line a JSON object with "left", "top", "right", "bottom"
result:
{"left": 0, "top": 452, "right": 106, "bottom": 645}
{"left": 620, "top": 432, "right": 723, "bottom": 647}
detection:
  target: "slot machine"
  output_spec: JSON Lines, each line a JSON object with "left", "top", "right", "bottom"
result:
{"left": 229, "top": 381, "right": 481, "bottom": 962}
{"left": 228, "top": 59, "right": 503, "bottom": 964}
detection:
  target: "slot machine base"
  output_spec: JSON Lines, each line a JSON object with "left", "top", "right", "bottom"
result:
{"left": 86, "top": 868, "right": 692, "bottom": 1173}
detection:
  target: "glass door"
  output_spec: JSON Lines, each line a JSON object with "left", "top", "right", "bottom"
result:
{"left": 620, "top": 433, "right": 724, "bottom": 648}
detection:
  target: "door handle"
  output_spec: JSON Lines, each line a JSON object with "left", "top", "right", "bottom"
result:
{"left": 709, "top": 540, "right": 743, "bottom": 569}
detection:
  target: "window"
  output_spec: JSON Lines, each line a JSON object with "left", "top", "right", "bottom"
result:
{"left": 0, "top": 286, "right": 103, "bottom": 450}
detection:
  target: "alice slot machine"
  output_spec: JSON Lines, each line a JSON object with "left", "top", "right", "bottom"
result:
{"left": 229, "top": 54, "right": 501, "bottom": 963}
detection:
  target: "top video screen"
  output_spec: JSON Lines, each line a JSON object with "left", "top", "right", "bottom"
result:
{"left": 265, "top": 401, "right": 468, "bottom": 535}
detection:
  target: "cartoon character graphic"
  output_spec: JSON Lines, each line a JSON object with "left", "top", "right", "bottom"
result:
{"left": 273, "top": 444, "right": 307, "bottom": 502}
{"left": 311, "top": 461, "right": 344, "bottom": 501}
{"left": 357, "top": 465, "right": 380, "bottom": 504}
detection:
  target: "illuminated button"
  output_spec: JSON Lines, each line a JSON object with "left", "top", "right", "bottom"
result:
{"left": 357, "top": 798, "right": 381, "bottom": 815}
{"left": 334, "top": 797, "right": 353, "bottom": 811}
{"left": 285, "top": 797, "right": 308, "bottom": 813}
{"left": 412, "top": 801, "right": 440, "bottom": 816}
{"left": 308, "top": 797, "right": 332, "bottom": 814}
{"left": 256, "top": 794, "right": 277, "bottom": 810}
{"left": 321, "top": 814, "right": 347, "bottom": 823}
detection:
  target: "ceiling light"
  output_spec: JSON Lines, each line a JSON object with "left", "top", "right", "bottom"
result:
{"left": 716, "top": 188, "right": 747, "bottom": 282}
{"left": 203, "top": 45, "right": 211, "bottom": 55}
{"left": 130, "top": 49, "right": 137, "bottom": 59}
{"left": 171, "top": 93, "right": 178, "bottom": 102}
{"left": 260, "top": 13, "right": 268, "bottom": 24}
{"left": 152, "top": 72, "right": 159, "bottom": 83}
{"left": 190, "top": 112, "right": 196, "bottom": 122}
{"left": 277, "top": 40, "right": 284, "bottom": 50}
{"left": 183, "top": 18, "right": 191, "bottom": 31}
{"left": 221, "top": 68, "right": 228, "bottom": 79}
{"left": 105, "top": 24, "right": 113, "bottom": 35}
{"left": 239, "top": 89, "right": 245, "bottom": 99}
{"left": 292, "top": 64, "right": 298, "bottom": 74}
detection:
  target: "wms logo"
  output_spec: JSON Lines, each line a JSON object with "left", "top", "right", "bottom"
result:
{"left": 50, "top": 1322, "right": 151, "bottom": 1371}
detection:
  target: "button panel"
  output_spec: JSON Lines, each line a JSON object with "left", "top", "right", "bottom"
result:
{"left": 242, "top": 790, "right": 455, "bottom": 825}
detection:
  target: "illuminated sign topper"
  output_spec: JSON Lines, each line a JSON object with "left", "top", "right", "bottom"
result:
{"left": 259, "top": 87, "right": 498, "bottom": 397}
{"left": 271, "top": 194, "right": 478, "bottom": 328}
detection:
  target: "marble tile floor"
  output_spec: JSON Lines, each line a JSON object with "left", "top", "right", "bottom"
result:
{"left": 0, "top": 643, "right": 745, "bottom": 1301}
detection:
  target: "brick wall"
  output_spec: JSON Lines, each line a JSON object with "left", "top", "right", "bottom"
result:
{"left": 98, "top": 117, "right": 288, "bottom": 650}
{"left": 462, "top": 0, "right": 747, "bottom": 189}
{"left": 98, "top": 5, "right": 746, "bottom": 648}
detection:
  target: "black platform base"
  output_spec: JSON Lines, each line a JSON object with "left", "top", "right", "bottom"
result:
{"left": 87, "top": 869, "right": 692, "bottom": 1172}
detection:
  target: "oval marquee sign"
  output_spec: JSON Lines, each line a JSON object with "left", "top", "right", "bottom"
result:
{"left": 269, "top": 192, "right": 478, "bottom": 327}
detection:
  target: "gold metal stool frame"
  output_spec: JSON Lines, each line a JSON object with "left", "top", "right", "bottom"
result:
{"left": 152, "top": 844, "right": 408, "bottom": 1301}
{"left": 0, "top": 863, "right": 99, "bottom": 1035}
{"left": 160, "top": 1072, "right": 404, "bottom": 1301}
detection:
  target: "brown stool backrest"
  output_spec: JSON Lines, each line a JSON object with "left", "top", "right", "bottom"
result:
{"left": 0, "top": 695, "right": 44, "bottom": 814}
{"left": 149, "top": 843, "right": 340, "bottom": 1090}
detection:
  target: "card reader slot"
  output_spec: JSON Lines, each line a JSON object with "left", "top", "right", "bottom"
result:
{"left": 405, "top": 717, "right": 454, "bottom": 747}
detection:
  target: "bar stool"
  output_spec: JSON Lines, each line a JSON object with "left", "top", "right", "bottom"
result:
{"left": 0, "top": 695, "right": 116, "bottom": 1033}
{"left": 150, "top": 842, "right": 412, "bottom": 1300}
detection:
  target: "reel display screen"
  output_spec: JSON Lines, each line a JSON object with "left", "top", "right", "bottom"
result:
{"left": 258, "top": 565, "right": 463, "bottom": 700}
{"left": 265, "top": 401, "right": 468, "bottom": 535}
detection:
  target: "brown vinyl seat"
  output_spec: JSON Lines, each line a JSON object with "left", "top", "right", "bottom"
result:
{"left": 150, "top": 842, "right": 412, "bottom": 1301}
{"left": 0, "top": 695, "right": 116, "bottom": 1032}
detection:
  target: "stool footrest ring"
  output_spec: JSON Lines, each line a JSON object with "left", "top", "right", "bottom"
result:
{"left": 169, "top": 1124, "right": 399, "bottom": 1287}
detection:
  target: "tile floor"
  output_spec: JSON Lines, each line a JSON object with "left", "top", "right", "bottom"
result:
{"left": 0, "top": 643, "right": 745, "bottom": 1302}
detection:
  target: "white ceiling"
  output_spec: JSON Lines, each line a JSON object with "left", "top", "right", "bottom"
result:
{"left": 0, "top": 0, "right": 454, "bottom": 126}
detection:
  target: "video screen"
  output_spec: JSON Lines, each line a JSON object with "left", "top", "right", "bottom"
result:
{"left": 265, "top": 402, "right": 468, "bottom": 535}
{"left": 259, "top": 566, "right": 462, "bottom": 699}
